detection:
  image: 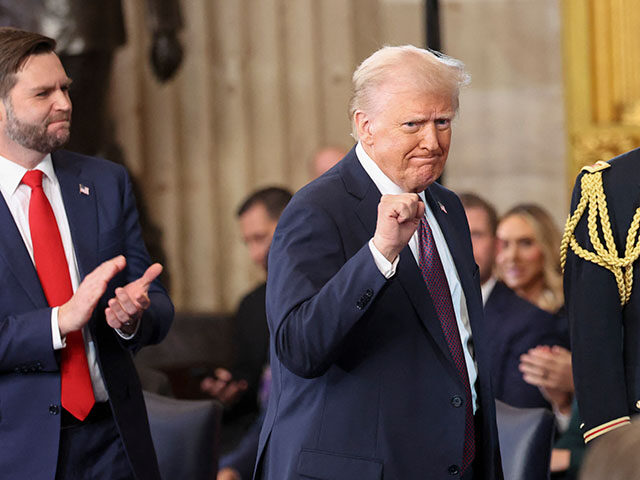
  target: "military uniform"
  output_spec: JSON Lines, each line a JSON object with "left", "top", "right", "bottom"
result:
{"left": 562, "top": 147, "right": 640, "bottom": 443}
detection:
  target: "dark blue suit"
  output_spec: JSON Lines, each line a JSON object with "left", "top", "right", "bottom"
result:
{"left": 484, "top": 281, "right": 569, "bottom": 409}
{"left": 0, "top": 151, "right": 173, "bottom": 480}
{"left": 257, "top": 148, "right": 503, "bottom": 479}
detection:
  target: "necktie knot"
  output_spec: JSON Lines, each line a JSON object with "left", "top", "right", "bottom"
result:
{"left": 21, "top": 170, "right": 44, "bottom": 189}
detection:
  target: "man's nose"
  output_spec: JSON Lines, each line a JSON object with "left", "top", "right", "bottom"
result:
{"left": 53, "top": 89, "right": 72, "bottom": 111}
{"left": 419, "top": 124, "right": 440, "bottom": 151}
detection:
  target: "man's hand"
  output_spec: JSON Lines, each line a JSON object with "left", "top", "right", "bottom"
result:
{"left": 373, "top": 194, "right": 425, "bottom": 262}
{"left": 200, "top": 367, "right": 248, "bottom": 407}
{"left": 519, "top": 345, "right": 574, "bottom": 413}
{"left": 217, "top": 467, "right": 241, "bottom": 480}
{"left": 58, "top": 256, "right": 127, "bottom": 337}
{"left": 105, "top": 263, "right": 163, "bottom": 334}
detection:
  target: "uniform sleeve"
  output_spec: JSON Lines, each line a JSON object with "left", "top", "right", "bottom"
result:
{"left": 564, "top": 173, "right": 630, "bottom": 443}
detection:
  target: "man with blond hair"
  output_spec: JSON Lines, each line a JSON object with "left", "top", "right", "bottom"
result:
{"left": 256, "top": 46, "right": 502, "bottom": 479}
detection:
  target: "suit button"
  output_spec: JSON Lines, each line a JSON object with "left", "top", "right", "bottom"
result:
{"left": 49, "top": 405, "right": 60, "bottom": 415}
{"left": 448, "top": 464, "right": 459, "bottom": 475}
{"left": 451, "top": 395, "right": 463, "bottom": 408}
{"left": 364, "top": 288, "right": 373, "bottom": 298}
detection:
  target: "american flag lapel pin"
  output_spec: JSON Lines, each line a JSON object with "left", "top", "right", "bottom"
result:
{"left": 79, "top": 184, "right": 90, "bottom": 196}
{"left": 438, "top": 201, "right": 447, "bottom": 214}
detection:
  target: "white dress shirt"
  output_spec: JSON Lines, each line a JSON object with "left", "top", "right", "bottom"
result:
{"left": 0, "top": 154, "right": 108, "bottom": 401}
{"left": 481, "top": 276, "right": 498, "bottom": 306}
{"left": 357, "top": 142, "right": 478, "bottom": 412}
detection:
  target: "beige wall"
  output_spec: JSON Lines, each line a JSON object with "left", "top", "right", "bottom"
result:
{"left": 441, "top": 0, "right": 567, "bottom": 228}
{"left": 110, "top": 0, "right": 425, "bottom": 312}
{"left": 109, "top": 0, "right": 566, "bottom": 312}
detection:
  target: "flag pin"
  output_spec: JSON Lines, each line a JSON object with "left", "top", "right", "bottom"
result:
{"left": 79, "top": 184, "right": 90, "bottom": 195}
{"left": 438, "top": 202, "right": 447, "bottom": 214}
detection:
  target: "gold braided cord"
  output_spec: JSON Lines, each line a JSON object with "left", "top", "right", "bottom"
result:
{"left": 560, "top": 170, "right": 640, "bottom": 305}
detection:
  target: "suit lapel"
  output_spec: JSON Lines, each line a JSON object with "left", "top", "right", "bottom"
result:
{"left": 0, "top": 196, "right": 47, "bottom": 306}
{"left": 53, "top": 152, "right": 98, "bottom": 279}
{"left": 340, "top": 152, "right": 455, "bottom": 363}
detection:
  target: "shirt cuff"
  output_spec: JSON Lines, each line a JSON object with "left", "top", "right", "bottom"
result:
{"left": 368, "top": 239, "right": 399, "bottom": 279}
{"left": 554, "top": 408, "right": 572, "bottom": 433}
{"left": 116, "top": 320, "right": 141, "bottom": 340}
{"left": 51, "top": 307, "right": 65, "bottom": 350}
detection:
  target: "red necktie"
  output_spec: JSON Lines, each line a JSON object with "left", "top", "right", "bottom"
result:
{"left": 22, "top": 170, "right": 95, "bottom": 421}
{"left": 418, "top": 216, "right": 475, "bottom": 473}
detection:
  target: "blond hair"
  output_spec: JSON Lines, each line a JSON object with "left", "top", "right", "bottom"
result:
{"left": 348, "top": 45, "right": 470, "bottom": 140}
{"left": 500, "top": 204, "right": 564, "bottom": 313}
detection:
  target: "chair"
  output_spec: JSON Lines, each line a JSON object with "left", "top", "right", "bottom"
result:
{"left": 144, "top": 391, "right": 223, "bottom": 480}
{"left": 495, "top": 399, "right": 556, "bottom": 480}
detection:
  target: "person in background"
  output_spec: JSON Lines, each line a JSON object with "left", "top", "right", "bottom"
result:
{"left": 461, "top": 193, "right": 568, "bottom": 410}
{"left": 257, "top": 45, "right": 503, "bottom": 479}
{"left": 0, "top": 27, "right": 173, "bottom": 480}
{"left": 310, "top": 146, "right": 347, "bottom": 179}
{"left": 495, "top": 204, "right": 572, "bottom": 410}
{"left": 199, "top": 187, "right": 292, "bottom": 480}
{"left": 496, "top": 203, "right": 584, "bottom": 477}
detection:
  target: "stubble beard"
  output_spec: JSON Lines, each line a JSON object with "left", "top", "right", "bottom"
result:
{"left": 4, "top": 99, "right": 70, "bottom": 153}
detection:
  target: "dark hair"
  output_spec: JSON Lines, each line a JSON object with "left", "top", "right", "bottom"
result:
{"left": 459, "top": 192, "right": 498, "bottom": 235}
{"left": 0, "top": 27, "right": 56, "bottom": 98}
{"left": 237, "top": 186, "right": 292, "bottom": 220}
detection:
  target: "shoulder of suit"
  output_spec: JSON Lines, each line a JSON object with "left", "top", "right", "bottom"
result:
{"left": 580, "top": 160, "right": 611, "bottom": 174}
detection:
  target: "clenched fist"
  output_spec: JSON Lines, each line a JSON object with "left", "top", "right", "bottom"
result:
{"left": 372, "top": 194, "right": 425, "bottom": 262}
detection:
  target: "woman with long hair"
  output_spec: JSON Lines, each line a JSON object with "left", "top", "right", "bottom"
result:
{"left": 496, "top": 203, "right": 564, "bottom": 314}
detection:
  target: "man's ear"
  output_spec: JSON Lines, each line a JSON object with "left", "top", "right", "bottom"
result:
{"left": 354, "top": 110, "right": 374, "bottom": 146}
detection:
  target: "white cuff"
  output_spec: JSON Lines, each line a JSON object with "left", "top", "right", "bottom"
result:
{"left": 554, "top": 408, "right": 571, "bottom": 434}
{"left": 51, "top": 307, "right": 65, "bottom": 350}
{"left": 116, "top": 320, "right": 141, "bottom": 340}
{"left": 368, "top": 239, "right": 399, "bottom": 279}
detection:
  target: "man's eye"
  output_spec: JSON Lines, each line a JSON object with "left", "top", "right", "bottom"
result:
{"left": 436, "top": 119, "right": 451, "bottom": 129}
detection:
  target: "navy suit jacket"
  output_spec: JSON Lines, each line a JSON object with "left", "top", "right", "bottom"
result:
{"left": 0, "top": 151, "right": 174, "bottom": 480}
{"left": 484, "top": 281, "right": 569, "bottom": 409}
{"left": 257, "top": 148, "right": 503, "bottom": 479}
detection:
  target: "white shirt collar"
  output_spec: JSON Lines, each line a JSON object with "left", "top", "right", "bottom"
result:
{"left": 0, "top": 153, "right": 56, "bottom": 196}
{"left": 355, "top": 141, "right": 429, "bottom": 205}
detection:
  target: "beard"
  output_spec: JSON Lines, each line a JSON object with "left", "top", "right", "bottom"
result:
{"left": 4, "top": 99, "right": 70, "bottom": 153}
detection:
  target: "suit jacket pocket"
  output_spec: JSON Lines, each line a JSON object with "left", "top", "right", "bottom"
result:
{"left": 297, "top": 448, "right": 383, "bottom": 480}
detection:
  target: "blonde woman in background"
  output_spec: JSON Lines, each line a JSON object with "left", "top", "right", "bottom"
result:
{"left": 496, "top": 203, "right": 583, "bottom": 478}
{"left": 495, "top": 203, "right": 564, "bottom": 314}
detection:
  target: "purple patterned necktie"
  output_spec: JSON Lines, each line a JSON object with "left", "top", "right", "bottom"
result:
{"left": 418, "top": 216, "right": 475, "bottom": 473}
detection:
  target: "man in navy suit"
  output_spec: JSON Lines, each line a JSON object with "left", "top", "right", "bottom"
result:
{"left": 258, "top": 46, "right": 503, "bottom": 479}
{"left": 0, "top": 28, "right": 173, "bottom": 479}
{"left": 461, "top": 192, "right": 569, "bottom": 410}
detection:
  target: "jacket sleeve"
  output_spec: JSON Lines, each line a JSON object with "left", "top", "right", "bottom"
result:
{"left": 266, "top": 199, "right": 387, "bottom": 379}
{"left": 564, "top": 172, "right": 630, "bottom": 443}
{"left": 107, "top": 165, "right": 174, "bottom": 352}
